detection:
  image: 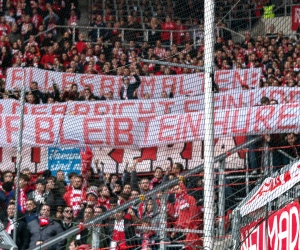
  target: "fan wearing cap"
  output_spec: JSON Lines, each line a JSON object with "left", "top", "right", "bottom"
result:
{"left": 119, "top": 70, "right": 141, "bottom": 100}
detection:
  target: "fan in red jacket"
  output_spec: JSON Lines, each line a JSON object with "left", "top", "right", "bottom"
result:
{"left": 63, "top": 147, "right": 93, "bottom": 217}
{"left": 173, "top": 182, "right": 202, "bottom": 250}
{"left": 161, "top": 16, "right": 177, "bottom": 44}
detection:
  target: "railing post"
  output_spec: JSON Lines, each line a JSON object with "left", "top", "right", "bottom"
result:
{"left": 245, "top": 149, "right": 249, "bottom": 195}
{"left": 262, "top": 140, "right": 270, "bottom": 176}
{"left": 72, "top": 26, "right": 76, "bottom": 44}
{"left": 159, "top": 193, "right": 167, "bottom": 250}
{"left": 97, "top": 28, "right": 100, "bottom": 40}
{"left": 92, "top": 228, "right": 100, "bottom": 249}
{"left": 218, "top": 159, "right": 226, "bottom": 237}
{"left": 231, "top": 209, "right": 240, "bottom": 250}
{"left": 145, "top": 29, "right": 149, "bottom": 42}
{"left": 121, "top": 28, "right": 124, "bottom": 43}
{"left": 170, "top": 31, "right": 173, "bottom": 47}
{"left": 193, "top": 29, "right": 196, "bottom": 49}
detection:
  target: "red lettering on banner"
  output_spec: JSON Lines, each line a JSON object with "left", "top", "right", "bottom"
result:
{"left": 74, "top": 104, "right": 91, "bottom": 115}
{"left": 176, "top": 115, "right": 184, "bottom": 141}
{"left": 227, "top": 93, "right": 243, "bottom": 108}
{"left": 214, "top": 96, "right": 220, "bottom": 110}
{"left": 233, "top": 70, "right": 247, "bottom": 89}
{"left": 59, "top": 118, "right": 79, "bottom": 144}
{"left": 113, "top": 117, "right": 133, "bottom": 146}
{"left": 214, "top": 110, "right": 230, "bottom": 135}
{"left": 94, "top": 103, "right": 110, "bottom": 115}
{"left": 249, "top": 91, "right": 256, "bottom": 106}
{"left": 10, "top": 69, "right": 23, "bottom": 88}
{"left": 44, "top": 71, "right": 50, "bottom": 90}
{"left": 232, "top": 109, "right": 251, "bottom": 134}
{"left": 221, "top": 95, "right": 226, "bottom": 109}
{"left": 158, "top": 115, "right": 177, "bottom": 142}
{"left": 162, "top": 77, "right": 176, "bottom": 93}
{"left": 106, "top": 117, "right": 111, "bottom": 145}
{"left": 277, "top": 105, "right": 297, "bottom": 130}
{"left": 51, "top": 105, "right": 67, "bottom": 115}
{"left": 83, "top": 118, "right": 103, "bottom": 144}
{"left": 140, "top": 78, "right": 155, "bottom": 97}
{"left": 215, "top": 71, "right": 230, "bottom": 91}
{"left": 112, "top": 103, "right": 117, "bottom": 115}
{"left": 80, "top": 75, "right": 95, "bottom": 92}
{"left": 100, "top": 76, "right": 115, "bottom": 93}
{"left": 269, "top": 89, "right": 285, "bottom": 104}
{"left": 118, "top": 102, "right": 135, "bottom": 115}
{"left": 179, "top": 76, "right": 193, "bottom": 95}
{"left": 138, "top": 102, "right": 155, "bottom": 114}
{"left": 184, "top": 100, "right": 200, "bottom": 113}
{"left": 182, "top": 113, "right": 202, "bottom": 141}
{"left": 253, "top": 106, "right": 275, "bottom": 132}
{"left": 28, "top": 68, "right": 33, "bottom": 85}
{"left": 0, "top": 104, "right": 3, "bottom": 114}
{"left": 250, "top": 72, "right": 259, "bottom": 87}
{"left": 289, "top": 90, "right": 300, "bottom": 103}
{"left": 5, "top": 116, "right": 19, "bottom": 143}
{"left": 138, "top": 116, "right": 155, "bottom": 143}
{"left": 32, "top": 106, "right": 47, "bottom": 115}
{"left": 35, "top": 117, "right": 54, "bottom": 144}
{"left": 62, "top": 73, "right": 76, "bottom": 90}
{"left": 159, "top": 101, "right": 175, "bottom": 114}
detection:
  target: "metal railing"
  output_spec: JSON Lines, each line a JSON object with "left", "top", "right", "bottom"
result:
{"left": 28, "top": 136, "right": 262, "bottom": 250}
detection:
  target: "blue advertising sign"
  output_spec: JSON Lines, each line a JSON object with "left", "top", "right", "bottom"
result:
{"left": 47, "top": 147, "right": 81, "bottom": 183}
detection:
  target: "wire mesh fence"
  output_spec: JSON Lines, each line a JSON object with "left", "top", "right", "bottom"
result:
{"left": 0, "top": 0, "right": 298, "bottom": 249}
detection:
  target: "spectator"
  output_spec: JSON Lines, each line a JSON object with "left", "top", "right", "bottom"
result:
{"left": 1, "top": 203, "right": 30, "bottom": 250}
{"left": 24, "top": 199, "right": 38, "bottom": 223}
{"left": 27, "top": 204, "right": 64, "bottom": 249}
{"left": 63, "top": 175, "right": 87, "bottom": 217}
{"left": 120, "top": 71, "right": 141, "bottom": 99}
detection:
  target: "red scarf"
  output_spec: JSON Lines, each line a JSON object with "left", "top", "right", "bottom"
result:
{"left": 142, "top": 233, "right": 152, "bottom": 249}
{"left": 19, "top": 188, "right": 27, "bottom": 213}
{"left": 39, "top": 217, "right": 50, "bottom": 227}
{"left": 149, "top": 178, "right": 162, "bottom": 190}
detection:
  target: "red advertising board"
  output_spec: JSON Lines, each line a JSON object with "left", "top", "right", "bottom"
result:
{"left": 240, "top": 201, "right": 300, "bottom": 250}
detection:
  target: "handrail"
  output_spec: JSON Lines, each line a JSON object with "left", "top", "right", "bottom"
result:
{"left": 28, "top": 136, "right": 262, "bottom": 250}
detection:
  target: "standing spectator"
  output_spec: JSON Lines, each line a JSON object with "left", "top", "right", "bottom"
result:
{"left": 161, "top": 16, "right": 177, "bottom": 46}
{"left": 27, "top": 178, "right": 47, "bottom": 211}
{"left": 24, "top": 199, "right": 38, "bottom": 223}
{"left": 89, "top": 15, "right": 107, "bottom": 42}
{"left": 27, "top": 204, "right": 64, "bottom": 249}
{"left": 147, "top": 17, "right": 161, "bottom": 46}
{"left": 1, "top": 203, "right": 30, "bottom": 250}
{"left": 58, "top": 206, "right": 77, "bottom": 249}
{"left": 63, "top": 175, "right": 87, "bottom": 217}
{"left": 108, "top": 210, "right": 138, "bottom": 249}
{"left": 120, "top": 71, "right": 141, "bottom": 100}
{"left": 171, "top": 183, "right": 201, "bottom": 250}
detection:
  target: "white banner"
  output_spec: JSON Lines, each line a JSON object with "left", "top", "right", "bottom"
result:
{"left": 1, "top": 103, "right": 300, "bottom": 148}
{"left": 2, "top": 87, "right": 300, "bottom": 116}
{"left": 240, "top": 159, "right": 300, "bottom": 217}
{"left": 6, "top": 67, "right": 262, "bottom": 98}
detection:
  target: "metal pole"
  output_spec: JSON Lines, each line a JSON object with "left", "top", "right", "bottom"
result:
{"left": 13, "top": 83, "right": 26, "bottom": 242}
{"left": 170, "top": 31, "right": 173, "bottom": 47}
{"left": 245, "top": 149, "right": 249, "bottom": 195}
{"left": 72, "top": 26, "right": 76, "bottom": 44}
{"left": 92, "top": 228, "right": 100, "bottom": 249}
{"left": 28, "top": 136, "right": 262, "bottom": 250}
{"left": 159, "top": 193, "right": 167, "bottom": 250}
{"left": 203, "top": 0, "right": 215, "bottom": 247}
{"left": 140, "top": 59, "right": 204, "bottom": 71}
{"left": 218, "top": 160, "right": 226, "bottom": 237}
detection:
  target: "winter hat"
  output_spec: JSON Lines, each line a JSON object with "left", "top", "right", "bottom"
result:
{"left": 86, "top": 186, "right": 98, "bottom": 198}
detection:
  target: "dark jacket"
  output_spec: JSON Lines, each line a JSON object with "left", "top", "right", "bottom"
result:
{"left": 107, "top": 218, "right": 139, "bottom": 249}
{"left": 27, "top": 217, "right": 64, "bottom": 249}
{"left": 119, "top": 75, "right": 141, "bottom": 100}
{"left": 1, "top": 213, "right": 30, "bottom": 250}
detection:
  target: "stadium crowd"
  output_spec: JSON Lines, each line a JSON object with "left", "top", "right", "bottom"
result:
{"left": 0, "top": 0, "right": 299, "bottom": 249}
